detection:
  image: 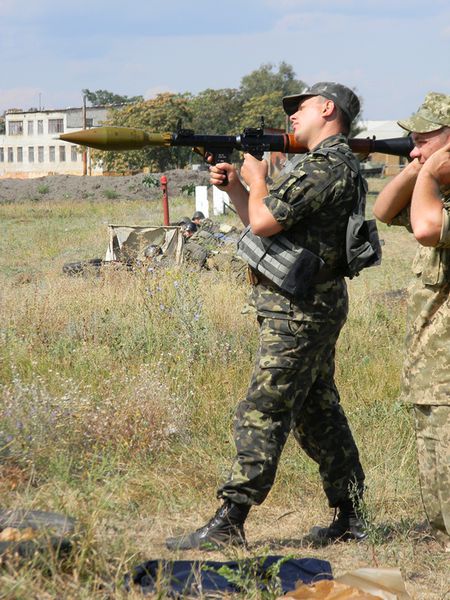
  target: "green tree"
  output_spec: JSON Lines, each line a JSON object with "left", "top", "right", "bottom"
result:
{"left": 82, "top": 89, "right": 144, "bottom": 107}
{"left": 189, "top": 88, "right": 242, "bottom": 135}
{"left": 239, "top": 62, "right": 306, "bottom": 102}
{"left": 232, "top": 62, "right": 307, "bottom": 133}
{"left": 233, "top": 92, "right": 289, "bottom": 131}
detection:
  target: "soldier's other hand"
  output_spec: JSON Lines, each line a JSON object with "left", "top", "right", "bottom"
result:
{"left": 240, "top": 153, "right": 268, "bottom": 187}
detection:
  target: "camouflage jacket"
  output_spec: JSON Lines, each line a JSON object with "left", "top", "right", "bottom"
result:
{"left": 252, "top": 134, "right": 360, "bottom": 321}
{"left": 390, "top": 188, "right": 450, "bottom": 405}
{"left": 190, "top": 229, "right": 221, "bottom": 252}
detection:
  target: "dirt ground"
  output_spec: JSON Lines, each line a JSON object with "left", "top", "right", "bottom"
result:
{"left": 0, "top": 169, "right": 211, "bottom": 203}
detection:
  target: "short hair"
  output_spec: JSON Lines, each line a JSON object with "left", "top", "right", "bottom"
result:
{"left": 336, "top": 105, "right": 351, "bottom": 135}
{"left": 318, "top": 95, "right": 351, "bottom": 135}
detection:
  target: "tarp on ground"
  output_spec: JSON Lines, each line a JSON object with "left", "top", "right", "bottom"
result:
{"left": 105, "top": 224, "right": 184, "bottom": 265}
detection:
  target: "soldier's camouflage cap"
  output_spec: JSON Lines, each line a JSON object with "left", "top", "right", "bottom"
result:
{"left": 398, "top": 92, "right": 450, "bottom": 133}
{"left": 282, "top": 82, "right": 360, "bottom": 123}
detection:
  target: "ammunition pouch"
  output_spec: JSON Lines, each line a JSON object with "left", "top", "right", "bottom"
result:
{"left": 345, "top": 214, "right": 381, "bottom": 277}
{"left": 236, "top": 226, "right": 327, "bottom": 298}
{"left": 313, "top": 146, "right": 382, "bottom": 278}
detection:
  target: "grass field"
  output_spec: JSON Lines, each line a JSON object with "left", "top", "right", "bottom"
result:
{"left": 0, "top": 180, "right": 448, "bottom": 599}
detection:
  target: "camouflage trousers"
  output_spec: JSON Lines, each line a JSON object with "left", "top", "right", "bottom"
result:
{"left": 218, "top": 314, "right": 365, "bottom": 508}
{"left": 414, "top": 405, "right": 450, "bottom": 539}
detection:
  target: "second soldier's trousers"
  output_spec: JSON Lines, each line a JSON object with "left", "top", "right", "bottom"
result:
{"left": 414, "top": 405, "right": 450, "bottom": 540}
{"left": 218, "top": 312, "right": 365, "bottom": 508}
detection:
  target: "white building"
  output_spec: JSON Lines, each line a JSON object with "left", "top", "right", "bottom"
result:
{"left": 355, "top": 120, "right": 406, "bottom": 140}
{"left": 0, "top": 106, "right": 110, "bottom": 178}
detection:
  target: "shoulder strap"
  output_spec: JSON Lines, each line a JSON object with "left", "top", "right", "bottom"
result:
{"left": 312, "top": 146, "right": 368, "bottom": 216}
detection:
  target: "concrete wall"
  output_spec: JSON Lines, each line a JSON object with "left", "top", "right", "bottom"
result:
{"left": 0, "top": 107, "right": 109, "bottom": 178}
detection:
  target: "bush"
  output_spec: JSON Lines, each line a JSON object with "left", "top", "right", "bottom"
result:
{"left": 142, "top": 175, "right": 160, "bottom": 189}
{"left": 37, "top": 184, "right": 50, "bottom": 195}
{"left": 102, "top": 189, "right": 119, "bottom": 199}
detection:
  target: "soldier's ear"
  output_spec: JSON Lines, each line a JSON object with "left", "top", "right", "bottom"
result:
{"left": 322, "top": 99, "right": 335, "bottom": 117}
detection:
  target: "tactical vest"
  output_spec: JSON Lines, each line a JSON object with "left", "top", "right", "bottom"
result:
{"left": 236, "top": 146, "right": 381, "bottom": 298}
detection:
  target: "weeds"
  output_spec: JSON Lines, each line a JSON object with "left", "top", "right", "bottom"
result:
{"left": 37, "top": 184, "right": 50, "bottom": 195}
{"left": 206, "top": 551, "right": 296, "bottom": 599}
{"left": 181, "top": 183, "right": 196, "bottom": 196}
{"left": 102, "top": 189, "right": 119, "bottom": 199}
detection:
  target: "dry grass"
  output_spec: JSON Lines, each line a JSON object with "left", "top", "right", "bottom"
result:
{"left": 0, "top": 181, "right": 448, "bottom": 599}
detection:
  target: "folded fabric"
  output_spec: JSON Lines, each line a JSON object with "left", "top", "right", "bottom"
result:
{"left": 125, "top": 556, "right": 333, "bottom": 597}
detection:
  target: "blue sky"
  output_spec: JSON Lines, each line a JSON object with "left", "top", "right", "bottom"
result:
{"left": 1, "top": 0, "right": 449, "bottom": 120}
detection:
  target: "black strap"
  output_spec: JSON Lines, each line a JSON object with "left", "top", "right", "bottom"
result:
{"left": 312, "top": 146, "right": 367, "bottom": 216}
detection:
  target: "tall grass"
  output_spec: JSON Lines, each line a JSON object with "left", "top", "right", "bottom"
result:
{"left": 0, "top": 183, "right": 444, "bottom": 598}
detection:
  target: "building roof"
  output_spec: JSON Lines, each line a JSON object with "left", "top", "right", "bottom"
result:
{"left": 355, "top": 120, "right": 406, "bottom": 139}
{"left": 4, "top": 105, "right": 111, "bottom": 116}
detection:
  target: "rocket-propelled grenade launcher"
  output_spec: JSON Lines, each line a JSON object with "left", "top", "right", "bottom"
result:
{"left": 59, "top": 118, "right": 414, "bottom": 166}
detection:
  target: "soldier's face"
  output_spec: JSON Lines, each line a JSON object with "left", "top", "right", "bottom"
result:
{"left": 410, "top": 128, "right": 450, "bottom": 163}
{"left": 289, "top": 96, "right": 324, "bottom": 144}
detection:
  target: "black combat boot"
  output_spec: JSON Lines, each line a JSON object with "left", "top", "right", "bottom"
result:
{"left": 165, "top": 500, "right": 250, "bottom": 551}
{"left": 308, "top": 500, "right": 367, "bottom": 544}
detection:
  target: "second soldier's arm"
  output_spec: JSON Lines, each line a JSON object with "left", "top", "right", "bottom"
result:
{"left": 373, "top": 159, "right": 422, "bottom": 224}
{"left": 411, "top": 140, "right": 450, "bottom": 246}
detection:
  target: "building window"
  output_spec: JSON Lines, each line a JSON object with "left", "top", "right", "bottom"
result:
{"left": 8, "top": 121, "right": 23, "bottom": 135}
{"left": 49, "top": 119, "right": 64, "bottom": 134}
{"left": 37, "top": 120, "right": 44, "bottom": 135}
{"left": 17, "top": 147, "right": 23, "bottom": 162}
{"left": 29, "top": 147, "right": 35, "bottom": 162}
{"left": 38, "top": 146, "right": 44, "bottom": 162}
{"left": 49, "top": 146, "right": 55, "bottom": 162}
{"left": 27, "top": 121, "right": 34, "bottom": 135}
{"left": 59, "top": 146, "right": 66, "bottom": 162}
{"left": 7, "top": 147, "right": 14, "bottom": 162}
{"left": 71, "top": 146, "right": 78, "bottom": 161}
{"left": 0, "top": 148, "right": 4, "bottom": 162}
{"left": 86, "top": 118, "right": 94, "bottom": 127}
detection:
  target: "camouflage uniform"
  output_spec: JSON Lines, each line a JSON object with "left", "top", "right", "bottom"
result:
{"left": 183, "top": 229, "right": 223, "bottom": 268}
{"left": 389, "top": 91, "right": 450, "bottom": 543}
{"left": 198, "top": 218, "right": 219, "bottom": 234}
{"left": 390, "top": 189, "right": 450, "bottom": 541}
{"left": 218, "top": 134, "right": 365, "bottom": 508}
